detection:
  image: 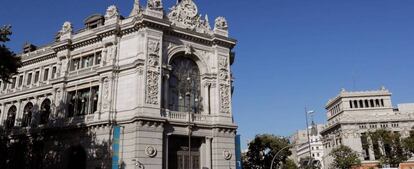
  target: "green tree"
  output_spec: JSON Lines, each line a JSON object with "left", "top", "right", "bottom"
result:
{"left": 282, "top": 159, "right": 299, "bottom": 169}
{"left": 402, "top": 127, "right": 414, "bottom": 155}
{"left": 243, "top": 134, "right": 292, "bottom": 169}
{"left": 329, "top": 145, "right": 361, "bottom": 169}
{"left": 0, "top": 25, "right": 21, "bottom": 82}
{"left": 369, "top": 129, "right": 410, "bottom": 167}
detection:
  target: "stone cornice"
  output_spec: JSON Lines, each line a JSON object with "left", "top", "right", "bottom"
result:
{"left": 0, "top": 85, "right": 53, "bottom": 101}
{"left": 16, "top": 12, "right": 237, "bottom": 67}
{"left": 22, "top": 53, "right": 57, "bottom": 66}
{"left": 326, "top": 89, "right": 392, "bottom": 108}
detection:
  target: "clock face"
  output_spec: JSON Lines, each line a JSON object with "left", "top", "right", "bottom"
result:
{"left": 181, "top": 1, "right": 198, "bottom": 17}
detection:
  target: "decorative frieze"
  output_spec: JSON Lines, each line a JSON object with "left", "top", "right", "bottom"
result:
{"left": 145, "top": 71, "right": 160, "bottom": 105}
{"left": 220, "top": 84, "right": 231, "bottom": 114}
{"left": 145, "top": 39, "right": 161, "bottom": 105}
{"left": 102, "top": 77, "right": 110, "bottom": 110}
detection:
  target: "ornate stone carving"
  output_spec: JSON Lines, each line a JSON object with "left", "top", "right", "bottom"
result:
{"left": 220, "top": 84, "right": 230, "bottom": 113}
{"left": 146, "top": 71, "right": 160, "bottom": 105}
{"left": 215, "top": 17, "right": 228, "bottom": 30}
{"left": 105, "top": 5, "right": 119, "bottom": 19}
{"left": 218, "top": 57, "right": 228, "bottom": 69}
{"left": 145, "top": 40, "right": 161, "bottom": 105}
{"left": 103, "top": 78, "right": 110, "bottom": 109}
{"left": 167, "top": 0, "right": 212, "bottom": 34}
{"left": 148, "top": 40, "right": 160, "bottom": 55}
{"left": 184, "top": 44, "right": 193, "bottom": 55}
{"left": 129, "top": 0, "right": 142, "bottom": 16}
{"left": 147, "top": 0, "right": 163, "bottom": 10}
{"left": 60, "top": 22, "right": 72, "bottom": 34}
{"left": 223, "top": 150, "right": 232, "bottom": 160}
{"left": 56, "top": 88, "right": 62, "bottom": 101}
{"left": 145, "top": 146, "right": 158, "bottom": 157}
{"left": 219, "top": 69, "right": 228, "bottom": 80}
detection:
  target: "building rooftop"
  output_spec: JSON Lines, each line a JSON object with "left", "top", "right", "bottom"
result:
{"left": 326, "top": 87, "right": 391, "bottom": 107}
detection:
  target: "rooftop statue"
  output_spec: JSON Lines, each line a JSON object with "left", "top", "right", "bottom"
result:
{"left": 168, "top": 0, "right": 212, "bottom": 35}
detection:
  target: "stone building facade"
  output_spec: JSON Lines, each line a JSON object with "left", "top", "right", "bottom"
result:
{"left": 0, "top": 0, "right": 237, "bottom": 169}
{"left": 290, "top": 123, "right": 324, "bottom": 168}
{"left": 321, "top": 88, "right": 414, "bottom": 168}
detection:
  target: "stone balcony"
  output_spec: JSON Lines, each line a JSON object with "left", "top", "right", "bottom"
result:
{"left": 165, "top": 111, "right": 212, "bottom": 124}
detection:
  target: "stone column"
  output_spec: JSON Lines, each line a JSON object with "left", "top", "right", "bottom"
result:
{"left": 97, "top": 78, "right": 103, "bottom": 113}
{"left": 206, "top": 137, "right": 212, "bottom": 169}
{"left": 163, "top": 73, "right": 169, "bottom": 110}
{"left": 368, "top": 136, "right": 375, "bottom": 161}
{"left": 39, "top": 66, "right": 44, "bottom": 84}
{"left": 203, "top": 82, "right": 210, "bottom": 115}
{"left": 16, "top": 75, "right": 20, "bottom": 90}
{"left": 31, "top": 70, "right": 35, "bottom": 86}
{"left": 48, "top": 66, "right": 52, "bottom": 83}
{"left": 0, "top": 104, "right": 4, "bottom": 125}
{"left": 21, "top": 72, "right": 26, "bottom": 88}
{"left": 15, "top": 100, "right": 22, "bottom": 126}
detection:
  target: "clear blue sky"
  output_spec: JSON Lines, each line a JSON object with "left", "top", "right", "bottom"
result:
{"left": 2, "top": 0, "right": 414, "bottom": 148}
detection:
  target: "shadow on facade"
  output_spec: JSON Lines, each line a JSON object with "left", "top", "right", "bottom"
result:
{"left": 0, "top": 101, "right": 112, "bottom": 169}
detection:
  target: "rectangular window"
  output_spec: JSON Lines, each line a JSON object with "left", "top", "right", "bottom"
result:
{"left": 70, "top": 59, "right": 80, "bottom": 71}
{"left": 27, "top": 73, "right": 32, "bottom": 85}
{"left": 34, "top": 71, "right": 40, "bottom": 83}
{"left": 43, "top": 68, "right": 49, "bottom": 81}
{"left": 18, "top": 75, "right": 23, "bottom": 87}
{"left": 11, "top": 77, "right": 17, "bottom": 88}
{"left": 67, "top": 86, "right": 99, "bottom": 117}
{"left": 88, "top": 56, "right": 93, "bottom": 67}
{"left": 81, "top": 57, "right": 88, "bottom": 68}
{"left": 52, "top": 67, "right": 57, "bottom": 79}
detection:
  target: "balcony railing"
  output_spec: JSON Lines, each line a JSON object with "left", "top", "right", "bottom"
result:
{"left": 166, "top": 111, "right": 211, "bottom": 123}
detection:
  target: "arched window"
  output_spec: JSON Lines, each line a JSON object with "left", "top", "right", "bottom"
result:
{"left": 365, "top": 100, "right": 369, "bottom": 108}
{"left": 22, "top": 102, "right": 33, "bottom": 127}
{"left": 370, "top": 99, "right": 374, "bottom": 107}
{"left": 359, "top": 100, "right": 364, "bottom": 108}
{"left": 168, "top": 56, "right": 201, "bottom": 113}
{"left": 6, "top": 105, "right": 17, "bottom": 129}
{"left": 40, "top": 99, "right": 51, "bottom": 125}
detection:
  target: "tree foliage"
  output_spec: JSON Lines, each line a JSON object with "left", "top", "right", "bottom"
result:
{"left": 0, "top": 25, "right": 21, "bottom": 83}
{"left": 329, "top": 145, "right": 361, "bottom": 169}
{"left": 402, "top": 127, "right": 414, "bottom": 155}
{"left": 283, "top": 159, "right": 299, "bottom": 169}
{"left": 243, "top": 134, "right": 292, "bottom": 169}
{"left": 369, "top": 129, "right": 410, "bottom": 167}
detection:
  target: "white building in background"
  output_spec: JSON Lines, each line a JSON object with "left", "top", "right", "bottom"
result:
{"left": 290, "top": 122, "right": 325, "bottom": 168}
{"left": 0, "top": 0, "right": 238, "bottom": 169}
{"left": 321, "top": 87, "right": 414, "bottom": 168}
